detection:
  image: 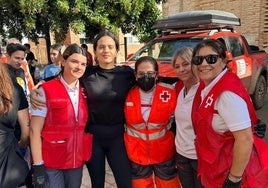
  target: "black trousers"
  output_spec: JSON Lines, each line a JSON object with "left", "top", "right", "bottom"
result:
{"left": 175, "top": 153, "right": 203, "bottom": 188}
{"left": 131, "top": 158, "right": 177, "bottom": 180}
{"left": 86, "top": 135, "right": 132, "bottom": 188}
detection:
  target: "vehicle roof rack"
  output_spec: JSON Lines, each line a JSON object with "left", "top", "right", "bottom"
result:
{"left": 153, "top": 10, "right": 241, "bottom": 32}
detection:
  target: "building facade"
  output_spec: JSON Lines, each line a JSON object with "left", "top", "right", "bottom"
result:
{"left": 162, "top": 0, "right": 268, "bottom": 51}
{"left": 30, "top": 29, "right": 143, "bottom": 65}
{"left": 31, "top": 1, "right": 268, "bottom": 66}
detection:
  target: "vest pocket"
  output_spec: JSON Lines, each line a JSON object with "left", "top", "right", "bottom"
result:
{"left": 49, "top": 101, "right": 68, "bottom": 124}
{"left": 42, "top": 132, "right": 69, "bottom": 168}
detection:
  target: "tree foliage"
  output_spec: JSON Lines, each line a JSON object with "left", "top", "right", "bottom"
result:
{"left": 0, "top": 0, "right": 165, "bottom": 43}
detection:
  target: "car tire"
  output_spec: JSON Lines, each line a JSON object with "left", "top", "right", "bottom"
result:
{"left": 251, "top": 75, "right": 267, "bottom": 110}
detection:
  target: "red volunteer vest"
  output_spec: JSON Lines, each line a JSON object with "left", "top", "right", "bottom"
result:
{"left": 192, "top": 72, "right": 268, "bottom": 188}
{"left": 41, "top": 78, "right": 92, "bottom": 169}
{"left": 124, "top": 84, "right": 177, "bottom": 165}
{"left": 174, "top": 80, "right": 184, "bottom": 95}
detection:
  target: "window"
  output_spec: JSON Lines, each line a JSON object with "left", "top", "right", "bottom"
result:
{"left": 130, "top": 37, "right": 202, "bottom": 61}
{"left": 124, "top": 34, "right": 140, "bottom": 44}
{"left": 224, "top": 37, "right": 244, "bottom": 57}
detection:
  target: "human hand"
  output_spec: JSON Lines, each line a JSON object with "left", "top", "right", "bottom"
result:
{"left": 30, "top": 87, "right": 45, "bottom": 110}
{"left": 35, "top": 80, "right": 45, "bottom": 88}
{"left": 18, "top": 139, "right": 28, "bottom": 149}
{"left": 222, "top": 177, "right": 241, "bottom": 188}
{"left": 32, "top": 164, "right": 49, "bottom": 188}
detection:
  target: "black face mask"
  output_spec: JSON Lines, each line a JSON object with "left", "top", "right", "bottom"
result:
{"left": 137, "top": 75, "right": 155, "bottom": 92}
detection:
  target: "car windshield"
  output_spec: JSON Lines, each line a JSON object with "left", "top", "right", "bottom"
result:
{"left": 129, "top": 37, "right": 203, "bottom": 61}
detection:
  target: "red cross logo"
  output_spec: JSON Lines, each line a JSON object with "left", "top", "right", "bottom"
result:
{"left": 160, "top": 90, "right": 171, "bottom": 102}
{"left": 205, "top": 94, "right": 214, "bottom": 108}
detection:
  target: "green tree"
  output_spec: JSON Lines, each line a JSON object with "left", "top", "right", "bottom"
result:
{"left": 0, "top": 0, "right": 165, "bottom": 44}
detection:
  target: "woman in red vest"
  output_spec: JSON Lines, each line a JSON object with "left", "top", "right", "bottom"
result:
{"left": 191, "top": 39, "right": 268, "bottom": 188}
{"left": 30, "top": 44, "right": 92, "bottom": 188}
{"left": 124, "top": 56, "right": 181, "bottom": 188}
{"left": 30, "top": 30, "right": 135, "bottom": 188}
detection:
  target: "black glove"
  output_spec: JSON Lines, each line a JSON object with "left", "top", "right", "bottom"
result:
{"left": 254, "top": 119, "right": 266, "bottom": 138}
{"left": 32, "top": 164, "right": 49, "bottom": 188}
{"left": 223, "top": 177, "right": 241, "bottom": 188}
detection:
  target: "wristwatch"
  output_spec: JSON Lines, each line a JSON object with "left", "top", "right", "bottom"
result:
{"left": 228, "top": 173, "right": 242, "bottom": 183}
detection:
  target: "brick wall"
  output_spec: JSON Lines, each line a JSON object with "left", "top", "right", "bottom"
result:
{"left": 30, "top": 29, "right": 84, "bottom": 66}
{"left": 162, "top": 0, "right": 268, "bottom": 51}
{"left": 117, "top": 31, "right": 144, "bottom": 63}
{"left": 29, "top": 38, "right": 47, "bottom": 67}
{"left": 62, "top": 29, "right": 81, "bottom": 45}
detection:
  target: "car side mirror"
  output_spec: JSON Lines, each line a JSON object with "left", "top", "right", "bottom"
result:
{"left": 225, "top": 51, "right": 233, "bottom": 63}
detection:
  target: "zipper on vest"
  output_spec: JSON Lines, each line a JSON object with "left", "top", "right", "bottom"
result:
{"left": 73, "top": 123, "right": 77, "bottom": 168}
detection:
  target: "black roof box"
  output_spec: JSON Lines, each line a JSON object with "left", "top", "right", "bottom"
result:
{"left": 153, "top": 10, "right": 241, "bottom": 31}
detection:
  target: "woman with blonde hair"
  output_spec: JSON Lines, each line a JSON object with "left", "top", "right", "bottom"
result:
{"left": 172, "top": 47, "right": 203, "bottom": 188}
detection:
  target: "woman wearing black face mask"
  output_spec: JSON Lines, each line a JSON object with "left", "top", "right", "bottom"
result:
{"left": 124, "top": 56, "right": 181, "bottom": 188}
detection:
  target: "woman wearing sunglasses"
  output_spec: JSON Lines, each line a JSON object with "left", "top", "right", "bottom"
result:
{"left": 191, "top": 39, "right": 268, "bottom": 188}
{"left": 124, "top": 56, "right": 181, "bottom": 188}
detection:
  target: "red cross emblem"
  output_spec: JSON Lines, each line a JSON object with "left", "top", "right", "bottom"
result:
{"left": 160, "top": 90, "right": 171, "bottom": 102}
{"left": 205, "top": 94, "right": 214, "bottom": 108}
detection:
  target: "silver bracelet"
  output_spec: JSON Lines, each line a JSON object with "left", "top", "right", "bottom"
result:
{"left": 33, "top": 161, "right": 44, "bottom": 166}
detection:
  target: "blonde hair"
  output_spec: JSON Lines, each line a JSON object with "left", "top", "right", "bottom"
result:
{"left": 171, "top": 47, "right": 193, "bottom": 67}
{"left": 0, "top": 63, "right": 13, "bottom": 114}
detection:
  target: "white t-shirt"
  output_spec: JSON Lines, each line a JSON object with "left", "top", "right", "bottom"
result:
{"left": 31, "top": 75, "right": 80, "bottom": 120}
{"left": 201, "top": 69, "right": 251, "bottom": 133}
{"left": 175, "top": 82, "right": 200, "bottom": 159}
{"left": 139, "top": 88, "right": 155, "bottom": 121}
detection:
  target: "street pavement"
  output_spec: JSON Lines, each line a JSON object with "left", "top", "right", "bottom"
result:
{"left": 20, "top": 162, "right": 116, "bottom": 188}
{"left": 81, "top": 161, "right": 116, "bottom": 188}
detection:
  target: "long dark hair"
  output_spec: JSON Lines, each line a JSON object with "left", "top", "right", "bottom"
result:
{"left": 62, "top": 44, "right": 86, "bottom": 60}
{"left": 134, "top": 56, "right": 159, "bottom": 73}
{"left": 59, "top": 44, "right": 87, "bottom": 74}
{"left": 93, "top": 30, "right": 119, "bottom": 52}
{"left": 93, "top": 30, "right": 119, "bottom": 65}
{"left": 192, "top": 39, "right": 227, "bottom": 60}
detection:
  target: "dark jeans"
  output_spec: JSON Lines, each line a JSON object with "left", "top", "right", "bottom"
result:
{"left": 46, "top": 167, "right": 83, "bottom": 188}
{"left": 175, "top": 153, "right": 203, "bottom": 188}
{"left": 86, "top": 135, "right": 132, "bottom": 188}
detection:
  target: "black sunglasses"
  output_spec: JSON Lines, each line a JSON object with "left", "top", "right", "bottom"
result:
{"left": 192, "top": 54, "right": 220, "bottom": 65}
